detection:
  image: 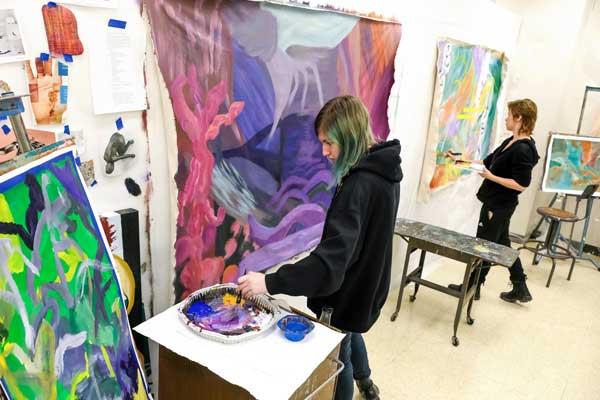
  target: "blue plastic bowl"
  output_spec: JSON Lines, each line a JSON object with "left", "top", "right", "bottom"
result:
{"left": 277, "top": 315, "right": 315, "bottom": 342}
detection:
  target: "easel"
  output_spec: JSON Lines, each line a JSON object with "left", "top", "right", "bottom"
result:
{"left": 527, "top": 86, "right": 600, "bottom": 271}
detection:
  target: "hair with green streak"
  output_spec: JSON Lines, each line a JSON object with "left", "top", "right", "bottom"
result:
{"left": 314, "top": 95, "right": 377, "bottom": 184}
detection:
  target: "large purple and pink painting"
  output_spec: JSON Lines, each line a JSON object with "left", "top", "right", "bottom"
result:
{"left": 146, "top": 0, "right": 401, "bottom": 301}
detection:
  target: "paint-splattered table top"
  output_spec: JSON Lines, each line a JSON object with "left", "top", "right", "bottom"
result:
{"left": 395, "top": 218, "right": 519, "bottom": 267}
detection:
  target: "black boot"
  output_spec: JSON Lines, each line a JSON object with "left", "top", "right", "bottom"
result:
{"left": 500, "top": 279, "right": 532, "bottom": 303}
{"left": 356, "top": 378, "right": 380, "bottom": 400}
{"left": 448, "top": 282, "right": 482, "bottom": 300}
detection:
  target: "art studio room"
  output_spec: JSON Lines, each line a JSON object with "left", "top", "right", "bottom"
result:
{"left": 1, "top": 0, "right": 599, "bottom": 399}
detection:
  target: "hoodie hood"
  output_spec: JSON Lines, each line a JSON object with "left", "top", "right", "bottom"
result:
{"left": 348, "top": 139, "right": 402, "bottom": 183}
{"left": 520, "top": 137, "right": 540, "bottom": 165}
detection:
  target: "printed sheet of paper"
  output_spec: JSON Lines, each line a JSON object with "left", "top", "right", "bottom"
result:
{"left": 89, "top": 18, "right": 147, "bottom": 115}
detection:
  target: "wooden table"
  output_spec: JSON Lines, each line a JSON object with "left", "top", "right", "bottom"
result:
{"left": 391, "top": 218, "right": 519, "bottom": 346}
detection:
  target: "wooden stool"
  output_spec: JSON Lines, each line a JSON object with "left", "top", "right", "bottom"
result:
{"left": 519, "top": 207, "right": 577, "bottom": 287}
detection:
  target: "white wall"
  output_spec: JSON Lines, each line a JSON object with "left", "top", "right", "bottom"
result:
{"left": 0, "top": 0, "right": 153, "bottom": 315}
{"left": 495, "top": 0, "right": 591, "bottom": 238}
{"left": 555, "top": 0, "right": 600, "bottom": 247}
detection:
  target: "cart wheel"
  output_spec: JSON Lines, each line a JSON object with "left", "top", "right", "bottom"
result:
{"left": 466, "top": 317, "right": 474, "bottom": 325}
{"left": 409, "top": 295, "right": 416, "bottom": 302}
{"left": 390, "top": 313, "right": 398, "bottom": 322}
{"left": 452, "top": 336, "right": 459, "bottom": 346}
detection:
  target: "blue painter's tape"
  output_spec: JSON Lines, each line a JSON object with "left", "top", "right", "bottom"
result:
{"left": 108, "top": 19, "right": 127, "bottom": 29}
{"left": 64, "top": 53, "right": 73, "bottom": 62}
{"left": 47, "top": 1, "right": 57, "bottom": 7}
{"left": 0, "top": 115, "right": 6, "bottom": 121}
{"left": 58, "top": 62, "right": 69, "bottom": 76}
{"left": 2, "top": 125, "right": 10, "bottom": 135}
{"left": 60, "top": 85, "right": 68, "bottom": 105}
{"left": 75, "top": 157, "right": 81, "bottom": 166}
{"left": 40, "top": 52, "right": 50, "bottom": 61}
{"left": 115, "top": 117, "right": 123, "bottom": 130}
{"left": 91, "top": 180, "right": 98, "bottom": 187}
{"left": 64, "top": 125, "right": 70, "bottom": 135}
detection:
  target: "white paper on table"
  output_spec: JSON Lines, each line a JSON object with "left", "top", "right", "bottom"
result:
{"left": 134, "top": 305, "right": 345, "bottom": 400}
{"left": 89, "top": 17, "right": 147, "bottom": 115}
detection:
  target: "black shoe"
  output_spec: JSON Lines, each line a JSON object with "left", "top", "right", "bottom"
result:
{"left": 448, "top": 283, "right": 482, "bottom": 300}
{"left": 357, "top": 378, "right": 380, "bottom": 400}
{"left": 500, "top": 280, "right": 532, "bottom": 303}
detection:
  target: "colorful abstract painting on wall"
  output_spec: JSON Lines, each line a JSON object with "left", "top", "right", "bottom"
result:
{"left": 418, "top": 38, "right": 506, "bottom": 201}
{"left": 0, "top": 148, "right": 149, "bottom": 399}
{"left": 146, "top": 0, "right": 401, "bottom": 301}
{"left": 542, "top": 133, "right": 600, "bottom": 196}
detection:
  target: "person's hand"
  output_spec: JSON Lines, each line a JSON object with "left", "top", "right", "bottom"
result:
{"left": 444, "top": 149, "right": 457, "bottom": 161}
{"left": 238, "top": 272, "right": 267, "bottom": 298}
{"left": 25, "top": 58, "right": 67, "bottom": 124}
{"left": 479, "top": 166, "right": 494, "bottom": 180}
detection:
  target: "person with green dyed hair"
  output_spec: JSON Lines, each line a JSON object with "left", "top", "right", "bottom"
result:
{"left": 239, "top": 96, "right": 402, "bottom": 400}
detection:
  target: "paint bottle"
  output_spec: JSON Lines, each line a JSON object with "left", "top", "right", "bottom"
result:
{"left": 319, "top": 306, "right": 333, "bottom": 326}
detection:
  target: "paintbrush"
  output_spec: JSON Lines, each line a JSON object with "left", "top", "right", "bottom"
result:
{"left": 236, "top": 290, "right": 242, "bottom": 304}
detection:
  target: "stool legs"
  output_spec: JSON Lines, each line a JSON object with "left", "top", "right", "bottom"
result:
{"left": 546, "top": 258, "right": 556, "bottom": 288}
{"left": 567, "top": 256, "right": 577, "bottom": 281}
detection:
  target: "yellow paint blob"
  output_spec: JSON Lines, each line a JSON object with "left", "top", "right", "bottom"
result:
{"left": 473, "top": 244, "right": 490, "bottom": 253}
{"left": 223, "top": 292, "right": 244, "bottom": 306}
{"left": 7, "top": 251, "right": 24, "bottom": 274}
{"left": 58, "top": 247, "right": 83, "bottom": 282}
{"left": 0, "top": 194, "right": 15, "bottom": 223}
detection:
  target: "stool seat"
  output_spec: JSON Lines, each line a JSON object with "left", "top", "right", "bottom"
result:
{"left": 537, "top": 207, "right": 578, "bottom": 222}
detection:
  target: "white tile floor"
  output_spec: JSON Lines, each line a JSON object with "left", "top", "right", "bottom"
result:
{"left": 359, "top": 252, "right": 600, "bottom": 400}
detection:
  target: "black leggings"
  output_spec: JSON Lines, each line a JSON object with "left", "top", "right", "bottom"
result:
{"left": 475, "top": 204, "right": 526, "bottom": 284}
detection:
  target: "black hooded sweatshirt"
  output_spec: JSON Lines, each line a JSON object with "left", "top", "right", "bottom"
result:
{"left": 266, "top": 139, "right": 402, "bottom": 333}
{"left": 476, "top": 136, "right": 540, "bottom": 210}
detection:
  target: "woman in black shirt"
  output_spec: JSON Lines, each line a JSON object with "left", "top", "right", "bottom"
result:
{"left": 447, "top": 99, "right": 540, "bottom": 303}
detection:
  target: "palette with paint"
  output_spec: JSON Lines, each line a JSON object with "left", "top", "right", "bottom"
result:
{"left": 178, "top": 283, "right": 280, "bottom": 344}
{"left": 454, "top": 159, "right": 484, "bottom": 172}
